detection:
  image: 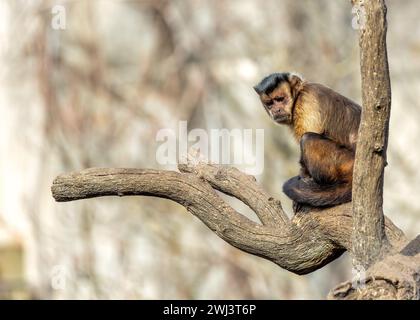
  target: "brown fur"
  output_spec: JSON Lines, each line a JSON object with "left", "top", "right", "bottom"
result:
{"left": 300, "top": 133, "right": 354, "bottom": 184}
{"left": 254, "top": 72, "right": 361, "bottom": 207}
{"left": 294, "top": 83, "right": 361, "bottom": 149}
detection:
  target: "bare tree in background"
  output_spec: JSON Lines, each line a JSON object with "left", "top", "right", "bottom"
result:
{"left": 51, "top": 0, "right": 420, "bottom": 299}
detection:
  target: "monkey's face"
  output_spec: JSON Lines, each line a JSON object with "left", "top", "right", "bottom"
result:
{"left": 259, "top": 83, "right": 293, "bottom": 125}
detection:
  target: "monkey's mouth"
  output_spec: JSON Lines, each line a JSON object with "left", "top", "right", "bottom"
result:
{"left": 272, "top": 113, "right": 289, "bottom": 122}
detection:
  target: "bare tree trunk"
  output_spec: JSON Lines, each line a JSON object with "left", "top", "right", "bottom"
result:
{"left": 351, "top": 0, "right": 392, "bottom": 270}
{"left": 329, "top": 0, "right": 420, "bottom": 299}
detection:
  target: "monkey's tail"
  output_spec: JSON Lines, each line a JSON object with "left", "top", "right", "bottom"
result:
{"left": 282, "top": 176, "right": 352, "bottom": 207}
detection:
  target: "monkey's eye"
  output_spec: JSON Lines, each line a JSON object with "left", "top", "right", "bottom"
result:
{"left": 274, "top": 96, "right": 285, "bottom": 102}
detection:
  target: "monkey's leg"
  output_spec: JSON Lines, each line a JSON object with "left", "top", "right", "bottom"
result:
{"left": 300, "top": 132, "right": 354, "bottom": 185}
{"left": 298, "top": 160, "right": 311, "bottom": 179}
{"left": 283, "top": 133, "right": 354, "bottom": 208}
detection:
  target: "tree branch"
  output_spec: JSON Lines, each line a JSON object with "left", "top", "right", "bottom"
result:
{"left": 51, "top": 162, "right": 406, "bottom": 276}
{"left": 178, "top": 162, "right": 289, "bottom": 227}
{"left": 352, "top": 0, "right": 392, "bottom": 268}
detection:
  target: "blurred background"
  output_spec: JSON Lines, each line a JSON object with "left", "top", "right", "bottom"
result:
{"left": 0, "top": 0, "right": 419, "bottom": 299}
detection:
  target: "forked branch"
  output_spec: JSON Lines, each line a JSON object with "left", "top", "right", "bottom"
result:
{"left": 51, "top": 159, "right": 406, "bottom": 276}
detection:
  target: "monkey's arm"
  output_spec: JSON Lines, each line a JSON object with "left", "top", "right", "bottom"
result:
{"left": 283, "top": 132, "right": 354, "bottom": 208}
{"left": 299, "top": 132, "right": 354, "bottom": 185}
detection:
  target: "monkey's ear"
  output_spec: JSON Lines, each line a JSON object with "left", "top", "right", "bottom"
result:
{"left": 288, "top": 73, "right": 303, "bottom": 87}
{"left": 288, "top": 73, "right": 303, "bottom": 98}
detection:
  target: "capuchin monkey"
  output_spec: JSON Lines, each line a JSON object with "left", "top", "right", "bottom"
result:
{"left": 254, "top": 72, "right": 361, "bottom": 208}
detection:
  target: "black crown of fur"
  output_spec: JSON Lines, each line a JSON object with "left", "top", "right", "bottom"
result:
{"left": 253, "top": 72, "right": 290, "bottom": 95}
